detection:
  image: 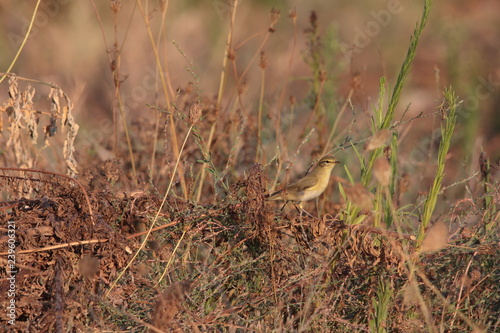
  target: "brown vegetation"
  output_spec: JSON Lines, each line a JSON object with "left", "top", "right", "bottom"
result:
{"left": 1, "top": 0, "right": 499, "bottom": 332}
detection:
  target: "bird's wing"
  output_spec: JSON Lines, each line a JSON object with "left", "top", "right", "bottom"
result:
{"left": 288, "top": 174, "right": 319, "bottom": 192}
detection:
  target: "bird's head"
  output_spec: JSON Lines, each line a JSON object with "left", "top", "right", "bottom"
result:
{"left": 317, "top": 156, "right": 340, "bottom": 170}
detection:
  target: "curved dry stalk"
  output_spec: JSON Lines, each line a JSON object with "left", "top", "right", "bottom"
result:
{"left": 0, "top": 167, "right": 95, "bottom": 224}
{"left": 0, "top": 0, "right": 42, "bottom": 84}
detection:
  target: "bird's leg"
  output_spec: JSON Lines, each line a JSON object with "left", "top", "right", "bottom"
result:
{"left": 302, "top": 210, "right": 315, "bottom": 218}
{"left": 282, "top": 201, "right": 315, "bottom": 218}
{"left": 292, "top": 202, "right": 302, "bottom": 214}
{"left": 294, "top": 202, "right": 312, "bottom": 248}
{"left": 280, "top": 201, "right": 289, "bottom": 211}
{"left": 297, "top": 202, "right": 315, "bottom": 218}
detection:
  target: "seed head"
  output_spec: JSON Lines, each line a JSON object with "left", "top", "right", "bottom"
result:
{"left": 351, "top": 72, "right": 362, "bottom": 90}
{"left": 269, "top": 8, "right": 280, "bottom": 32}
{"left": 259, "top": 51, "right": 267, "bottom": 69}
{"left": 188, "top": 103, "right": 202, "bottom": 126}
{"left": 110, "top": 0, "right": 121, "bottom": 13}
{"left": 288, "top": 7, "right": 297, "bottom": 23}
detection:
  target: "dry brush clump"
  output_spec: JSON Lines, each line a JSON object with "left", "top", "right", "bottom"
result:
{"left": 0, "top": 166, "right": 152, "bottom": 330}
{"left": 0, "top": 141, "right": 498, "bottom": 332}
{"left": 0, "top": 163, "right": 410, "bottom": 330}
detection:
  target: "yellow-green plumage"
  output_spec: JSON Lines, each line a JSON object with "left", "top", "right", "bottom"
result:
{"left": 266, "top": 156, "right": 339, "bottom": 204}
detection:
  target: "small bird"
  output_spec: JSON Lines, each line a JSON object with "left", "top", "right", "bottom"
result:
{"left": 266, "top": 156, "right": 340, "bottom": 214}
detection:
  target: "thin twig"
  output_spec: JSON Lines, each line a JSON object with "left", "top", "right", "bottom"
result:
{"left": 0, "top": 220, "right": 180, "bottom": 256}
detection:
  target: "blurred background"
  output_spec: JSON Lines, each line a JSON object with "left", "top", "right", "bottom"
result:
{"left": 2, "top": 3, "right": 499, "bottom": 331}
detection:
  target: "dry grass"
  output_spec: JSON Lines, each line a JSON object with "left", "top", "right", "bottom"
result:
{"left": 0, "top": 1, "right": 499, "bottom": 332}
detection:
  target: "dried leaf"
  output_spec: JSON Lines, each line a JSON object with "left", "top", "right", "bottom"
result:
{"left": 419, "top": 220, "right": 448, "bottom": 253}
{"left": 373, "top": 157, "right": 391, "bottom": 186}
{"left": 346, "top": 183, "right": 374, "bottom": 211}
{"left": 150, "top": 281, "right": 192, "bottom": 332}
